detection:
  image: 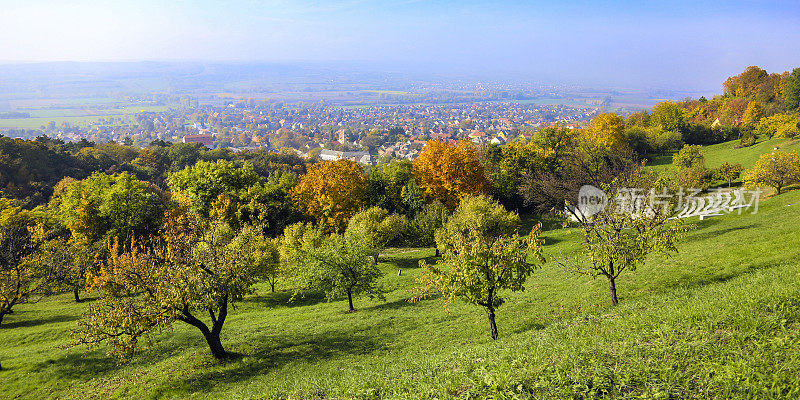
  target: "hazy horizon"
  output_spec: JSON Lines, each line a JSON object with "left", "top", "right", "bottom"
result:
{"left": 2, "top": 0, "right": 799, "bottom": 91}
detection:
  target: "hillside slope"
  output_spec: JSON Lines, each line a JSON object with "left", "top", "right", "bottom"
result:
{"left": 1, "top": 142, "right": 800, "bottom": 399}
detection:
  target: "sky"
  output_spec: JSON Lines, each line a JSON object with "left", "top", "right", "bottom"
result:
{"left": 1, "top": 0, "right": 799, "bottom": 90}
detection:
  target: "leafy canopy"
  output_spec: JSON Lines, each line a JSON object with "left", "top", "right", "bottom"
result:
{"left": 417, "top": 195, "right": 544, "bottom": 339}
{"left": 292, "top": 159, "right": 368, "bottom": 232}
{"left": 744, "top": 151, "right": 800, "bottom": 195}
{"left": 413, "top": 140, "right": 488, "bottom": 209}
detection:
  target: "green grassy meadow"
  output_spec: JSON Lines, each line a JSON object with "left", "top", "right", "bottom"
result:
{"left": 2, "top": 143, "right": 800, "bottom": 399}
{"left": 646, "top": 137, "right": 800, "bottom": 175}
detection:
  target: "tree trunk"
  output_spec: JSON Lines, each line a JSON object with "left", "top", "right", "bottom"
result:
{"left": 202, "top": 331, "right": 227, "bottom": 360}
{"left": 435, "top": 248, "right": 440, "bottom": 257}
{"left": 608, "top": 276, "right": 619, "bottom": 306}
{"left": 373, "top": 254, "right": 379, "bottom": 265}
{"left": 487, "top": 304, "right": 498, "bottom": 340}
{"left": 73, "top": 287, "right": 81, "bottom": 303}
{"left": 347, "top": 290, "right": 355, "bottom": 312}
{"left": 270, "top": 281, "right": 275, "bottom": 293}
{"left": 0, "top": 311, "right": 5, "bottom": 327}
{"left": 178, "top": 304, "right": 229, "bottom": 361}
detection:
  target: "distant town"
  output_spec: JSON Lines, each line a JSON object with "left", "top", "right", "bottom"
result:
{"left": 8, "top": 101, "right": 601, "bottom": 163}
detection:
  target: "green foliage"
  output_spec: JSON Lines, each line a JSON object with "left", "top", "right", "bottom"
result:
{"left": 51, "top": 172, "right": 165, "bottom": 247}
{"left": 284, "top": 222, "right": 383, "bottom": 312}
{"left": 672, "top": 144, "right": 706, "bottom": 169}
{"left": 566, "top": 173, "right": 689, "bottom": 305}
{"left": 400, "top": 177, "right": 425, "bottom": 216}
{"left": 0, "top": 136, "right": 93, "bottom": 206}
{"left": 714, "top": 162, "right": 744, "bottom": 187}
{"left": 407, "top": 200, "right": 449, "bottom": 248}
{"left": 239, "top": 171, "right": 303, "bottom": 237}
{"left": 234, "top": 226, "right": 283, "bottom": 292}
{"left": 0, "top": 198, "right": 55, "bottom": 326}
{"left": 625, "top": 126, "right": 683, "bottom": 155}
{"left": 740, "top": 129, "right": 758, "bottom": 147}
{"left": 782, "top": 67, "right": 800, "bottom": 110}
{"left": 418, "top": 195, "right": 544, "bottom": 339}
{"left": 651, "top": 101, "right": 686, "bottom": 132}
{"left": 345, "top": 207, "right": 408, "bottom": 260}
{"left": 168, "top": 160, "right": 261, "bottom": 221}
{"left": 365, "top": 160, "right": 414, "bottom": 214}
{"left": 482, "top": 128, "right": 576, "bottom": 210}
{"left": 73, "top": 212, "right": 258, "bottom": 360}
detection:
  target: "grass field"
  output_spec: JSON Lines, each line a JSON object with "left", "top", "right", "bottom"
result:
{"left": 2, "top": 143, "right": 800, "bottom": 399}
{"left": 646, "top": 137, "right": 800, "bottom": 176}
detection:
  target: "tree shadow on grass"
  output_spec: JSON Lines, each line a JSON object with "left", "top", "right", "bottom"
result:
{"left": 0, "top": 313, "right": 78, "bottom": 329}
{"left": 362, "top": 297, "right": 420, "bottom": 312}
{"left": 30, "top": 349, "right": 121, "bottom": 379}
{"left": 685, "top": 223, "right": 758, "bottom": 242}
{"left": 540, "top": 234, "right": 563, "bottom": 246}
{"left": 386, "top": 254, "right": 439, "bottom": 271}
{"left": 662, "top": 262, "right": 771, "bottom": 295}
{"left": 155, "top": 330, "right": 387, "bottom": 396}
{"left": 510, "top": 321, "right": 548, "bottom": 335}
{"left": 244, "top": 289, "right": 329, "bottom": 309}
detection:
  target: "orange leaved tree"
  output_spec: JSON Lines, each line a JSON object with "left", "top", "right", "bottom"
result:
{"left": 293, "top": 159, "right": 368, "bottom": 232}
{"left": 412, "top": 140, "right": 488, "bottom": 209}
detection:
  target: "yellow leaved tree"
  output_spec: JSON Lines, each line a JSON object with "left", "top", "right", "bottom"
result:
{"left": 586, "top": 113, "right": 628, "bottom": 155}
{"left": 293, "top": 159, "right": 368, "bottom": 232}
{"left": 744, "top": 151, "right": 800, "bottom": 195}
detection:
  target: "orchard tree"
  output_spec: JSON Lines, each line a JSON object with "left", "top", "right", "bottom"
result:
{"left": 563, "top": 171, "right": 688, "bottom": 306}
{"left": 413, "top": 140, "right": 488, "bottom": 209}
{"left": 0, "top": 198, "right": 54, "bottom": 327}
{"left": 743, "top": 151, "right": 800, "bottom": 195}
{"left": 416, "top": 195, "right": 544, "bottom": 340}
{"left": 282, "top": 222, "right": 383, "bottom": 312}
{"left": 292, "top": 160, "right": 368, "bottom": 232}
{"left": 72, "top": 208, "right": 259, "bottom": 361}
{"left": 407, "top": 200, "right": 449, "bottom": 256}
{"left": 39, "top": 236, "right": 95, "bottom": 303}
{"left": 345, "top": 207, "right": 407, "bottom": 264}
{"left": 239, "top": 229, "right": 283, "bottom": 292}
{"left": 714, "top": 162, "right": 744, "bottom": 187}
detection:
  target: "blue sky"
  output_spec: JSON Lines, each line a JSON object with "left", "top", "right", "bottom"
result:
{"left": 1, "top": 0, "right": 798, "bottom": 90}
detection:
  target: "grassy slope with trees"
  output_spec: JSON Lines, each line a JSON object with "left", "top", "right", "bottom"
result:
{"left": 1, "top": 137, "right": 800, "bottom": 399}
{"left": 2, "top": 65, "right": 800, "bottom": 399}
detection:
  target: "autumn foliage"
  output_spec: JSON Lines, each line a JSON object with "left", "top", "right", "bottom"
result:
{"left": 293, "top": 159, "right": 368, "bottom": 232}
{"left": 413, "top": 140, "right": 488, "bottom": 209}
